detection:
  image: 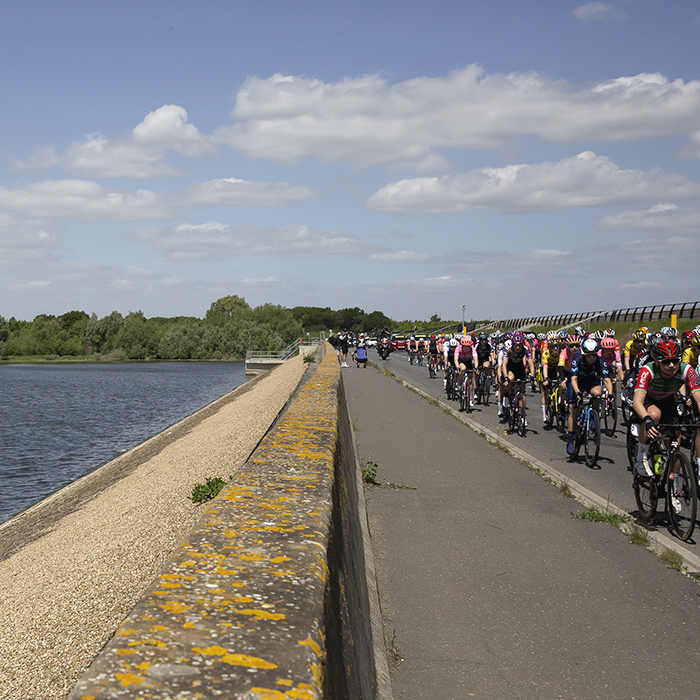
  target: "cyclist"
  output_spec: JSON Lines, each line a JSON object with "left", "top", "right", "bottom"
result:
{"left": 503, "top": 332, "right": 535, "bottom": 424}
{"left": 408, "top": 336, "right": 418, "bottom": 363}
{"left": 632, "top": 339, "right": 700, "bottom": 513}
{"left": 567, "top": 337, "right": 605, "bottom": 456}
{"left": 599, "top": 336, "right": 624, "bottom": 398}
{"left": 559, "top": 334, "right": 582, "bottom": 452}
{"left": 455, "top": 335, "right": 477, "bottom": 406}
{"left": 624, "top": 329, "right": 646, "bottom": 376}
{"left": 444, "top": 337, "right": 458, "bottom": 390}
{"left": 681, "top": 330, "right": 698, "bottom": 369}
{"left": 540, "top": 338, "right": 562, "bottom": 426}
{"left": 475, "top": 332, "right": 494, "bottom": 393}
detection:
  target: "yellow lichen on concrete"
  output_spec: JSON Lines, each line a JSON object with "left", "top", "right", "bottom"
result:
{"left": 68, "top": 351, "right": 342, "bottom": 699}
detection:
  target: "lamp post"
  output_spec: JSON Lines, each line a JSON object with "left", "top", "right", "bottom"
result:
{"left": 461, "top": 304, "right": 467, "bottom": 335}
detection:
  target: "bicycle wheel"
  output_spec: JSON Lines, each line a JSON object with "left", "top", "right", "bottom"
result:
{"left": 584, "top": 408, "right": 600, "bottom": 468}
{"left": 607, "top": 394, "right": 617, "bottom": 436}
{"left": 508, "top": 401, "right": 517, "bottom": 434}
{"left": 626, "top": 423, "right": 637, "bottom": 471}
{"left": 621, "top": 398, "right": 633, "bottom": 427}
{"left": 634, "top": 471, "right": 658, "bottom": 522}
{"left": 667, "top": 451, "right": 697, "bottom": 542}
{"left": 518, "top": 406, "right": 527, "bottom": 437}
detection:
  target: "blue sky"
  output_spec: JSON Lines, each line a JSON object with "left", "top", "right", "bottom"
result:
{"left": 1, "top": 0, "right": 699, "bottom": 323}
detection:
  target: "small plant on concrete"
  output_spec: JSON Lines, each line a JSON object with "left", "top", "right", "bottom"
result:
{"left": 658, "top": 547, "right": 685, "bottom": 572}
{"left": 628, "top": 522, "right": 650, "bottom": 546}
{"left": 303, "top": 354, "right": 315, "bottom": 364}
{"left": 558, "top": 480, "right": 573, "bottom": 498}
{"left": 362, "top": 460, "right": 380, "bottom": 484}
{"left": 189, "top": 476, "right": 229, "bottom": 504}
{"left": 572, "top": 506, "right": 629, "bottom": 528}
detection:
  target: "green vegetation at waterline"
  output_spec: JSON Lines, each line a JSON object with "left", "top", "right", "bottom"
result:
{"left": 0, "top": 296, "right": 422, "bottom": 362}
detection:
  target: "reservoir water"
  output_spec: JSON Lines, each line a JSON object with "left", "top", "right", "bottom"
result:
{"left": 0, "top": 362, "right": 248, "bottom": 525}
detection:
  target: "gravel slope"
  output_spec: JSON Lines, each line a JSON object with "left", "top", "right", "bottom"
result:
{"left": 0, "top": 357, "right": 308, "bottom": 700}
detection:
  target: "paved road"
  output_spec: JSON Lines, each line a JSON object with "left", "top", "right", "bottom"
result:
{"left": 343, "top": 359, "right": 700, "bottom": 700}
{"left": 372, "top": 348, "right": 700, "bottom": 560}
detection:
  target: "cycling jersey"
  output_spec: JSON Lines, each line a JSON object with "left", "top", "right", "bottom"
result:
{"left": 570, "top": 354, "right": 605, "bottom": 380}
{"left": 541, "top": 349, "right": 561, "bottom": 367}
{"left": 558, "top": 347, "right": 580, "bottom": 374}
{"left": 635, "top": 362, "right": 700, "bottom": 402}
{"left": 682, "top": 347, "right": 698, "bottom": 367}
{"left": 475, "top": 341, "right": 492, "bottom": 362}
{"left": 624, "top": 340, "right": 643, "bottom": 359}
{"left": 598, "top": 348, "right": 621, "bottom": 368}
{"left": 455, "top": 346, "right": 477, "bottom": 366}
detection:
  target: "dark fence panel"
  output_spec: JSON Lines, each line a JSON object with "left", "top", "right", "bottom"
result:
{"left": 494, "top": 301, "right": 700, "bottom": 330}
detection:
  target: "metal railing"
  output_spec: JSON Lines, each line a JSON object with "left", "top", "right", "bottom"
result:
{"left": 246, "top": 334, "right": 325, "bottom": 362}
{"left": 494, "top": 301, "right": 700, "bottom": 331}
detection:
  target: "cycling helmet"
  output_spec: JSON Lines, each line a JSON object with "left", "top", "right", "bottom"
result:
{"left": 638, "top": 326, "right": 649, "bottom": 334}
{"left": 605, "top": 328, "right": 616, "bottom": 337}
{"left": 582, "top": 338, "right": 598, "bottom": 354}
{"left": 632, "top": 330, "right": 646, "bottom": 343}
{"left": 650, "top": 338, "right": 681, "bottom": 363}
{"left": 692, "top": 334, "right": 700, "bottom": 348}
{"left": 682, "top": 330, "right": 695, "bottom": 343}
{"left": 575, "top": 326, "right": 584, "bottom": 335}
{"left": 558, "top": 330, "right": 569, "bottom": 339}
{"left": 512, "top": 332, "right": 525, "bottom": 345}
{"left": 547, "top": 330, "right": 557, "bottom": 340}
{"left": 449, "top": 338, "right": 458, "bottom": 347}
{"left": 593, "top": 330, "right": 605, "bottom": 340}
{"left": 601, "top": 337, "right": 617, "bottom": 350}
{"left": 478, "top": 332, "right": 487, "bottom": 341}
{"left": 460, "top": 335, "right": 473, "bottom": 346}
{"left": 667, "top": 327, "right": 678, "bottom": 338}
{"left": 567, "top": 334, "right": 581, "bottom": 346}
{"left": 660, "top": 326, "right": 674, "bottom": 337}
{"left": 537, "top": 333, "right": 546, "bottom": 340}
{"left": 504, "top": 340, "right": 512, "bottom": 350}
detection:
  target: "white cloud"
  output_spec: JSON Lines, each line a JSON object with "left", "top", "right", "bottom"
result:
{"left": 0, "top": 180, "right": 173, "bottom": 221}
{"left": 129, "top": 221, "right": 435, "bottom": 264}
{"left": 573, "top": 3, "right": 622, "bottom": 21}
{"left": 12, "top": 106, "right": 211, "bottom": 179}
{"left": 598, "top": 203, "right": 700, "bottom": 232}
{"left": 241, "top": 276, "right": 279, "bottom": 284}
{"left": 215, "top": 67, "right": 700, "bottom": 169}
{"left": 0, "top": 177, "right": 318, "bottom": 226}
{"left": 179, "top": 178, "right": 319, "bottom": 208}
{"left": 366, "top": 152, "right": 700, "bottom": 214}
{"left": 366, "top": 250, "right": 430, "bottom": 263}
{"left": 620, "top": 281, "right": 662, "bottom": 289}
{"left": 131, "top": 222, "right": 369, "bottom": 261}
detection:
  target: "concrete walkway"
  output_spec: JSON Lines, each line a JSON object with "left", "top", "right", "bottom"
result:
{"left": 343, "top": 364, "right": 700, "bottom": 700}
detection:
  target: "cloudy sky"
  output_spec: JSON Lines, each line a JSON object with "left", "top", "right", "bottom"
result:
{"left": 2, "top": 1, "right": 699, "bottom": 323}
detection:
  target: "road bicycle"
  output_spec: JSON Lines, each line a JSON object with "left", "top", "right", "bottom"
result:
{"left": 599, "top": 381, "right": 618, "bottom": 436}
{"left": 476, "top": 368, "right": 492, "bottom": 406}
{"left": 546, "top": 381, "right": 568, "bottom": 433}
{"left": 459, "top": 370, "right": 475, "bottom": 413}
{"left": 428, "top": 353, "right": 438, "bottom": 379}
{"left": 506, "top": 382, "right": 527, "bottom": 437}
{"left": 417, "top": 349, "right": 424, "bottom": 366}
{"left": 633, "top": 423, "right": 698, "bottom": 542}
{"left": 570, "top": 392, "right": 600, "bottom": 468}
{"left": 445, "top": 365, "right": 456, "bottom": 400}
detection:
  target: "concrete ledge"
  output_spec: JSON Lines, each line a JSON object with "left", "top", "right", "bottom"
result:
{"left": 69, "top": 346, "right": 380, "bottom": 699}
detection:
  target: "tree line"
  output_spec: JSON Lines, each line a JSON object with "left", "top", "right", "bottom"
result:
{"left": 0, "top": 297, "right": 398, "bottom": 361}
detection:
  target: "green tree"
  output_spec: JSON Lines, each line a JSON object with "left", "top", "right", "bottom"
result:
{"left": 205, "top": 295, "right": 252, "bottom": 326}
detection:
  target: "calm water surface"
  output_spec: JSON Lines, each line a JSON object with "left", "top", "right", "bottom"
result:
{"left": 0, "top": 362, "right": 247, "bottom": 524}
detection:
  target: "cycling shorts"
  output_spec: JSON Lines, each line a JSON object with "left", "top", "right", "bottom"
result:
{"left": 632, "top": 394, "right": 679, "bottom": 427}
{"left": 567, "top": 375, "right": 601, "bottom": 404}
{"left": 506, "top": 361, "right": 526, "bottom": 381}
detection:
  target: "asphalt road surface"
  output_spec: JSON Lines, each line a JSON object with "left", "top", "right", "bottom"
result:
{"left": 372, "top": 348, "right": 700, "bottom": 559}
